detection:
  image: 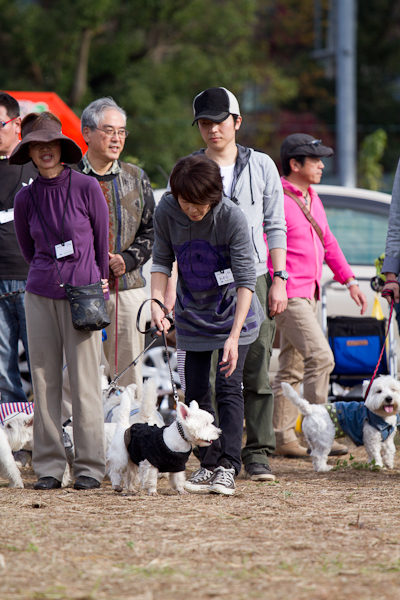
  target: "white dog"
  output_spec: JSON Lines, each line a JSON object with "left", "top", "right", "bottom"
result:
{"left": 102, "top": 381, "right": 164, "bottom": 428}
{"left": 0, "top": 414, "right": 34, "bottom": 488}
{"left": 107, "top": 380, "right": 221, "bottom": 495}
{"left": 281, "top": 375, "right": 400, "bottom": 472}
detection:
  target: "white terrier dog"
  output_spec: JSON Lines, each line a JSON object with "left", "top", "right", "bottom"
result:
{"left": 281, "top": 375, "right": 400, "bottom": 472}
{"left": 0, "top": 414, "right": 34, "bottom": 488}
{"left": 107, "top": 380, "right": 221, "bottom": 495}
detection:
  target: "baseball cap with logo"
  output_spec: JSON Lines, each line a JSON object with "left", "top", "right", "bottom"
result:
{"left": 192, "top": 87, "right": 241, "bottom": 126}
{"left": 281, "top": 133, "right": 334, "bottom": 160}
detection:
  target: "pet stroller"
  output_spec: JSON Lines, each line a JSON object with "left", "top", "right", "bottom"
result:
{"left": 321, "top": 278, "right": 397, "bottom": 401}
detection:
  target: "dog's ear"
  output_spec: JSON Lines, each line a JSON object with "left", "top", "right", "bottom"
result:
{"left": 189, "top": 400, "right": 199, "bottom": 411}
{"left": 176, "top": 402, "right": 189, "bottom": 420}
{"left": 25, "top": 417, "right": 34, "bottom": 428}
{"left": 362, "top": 379, "right": 370, "bottom": 395}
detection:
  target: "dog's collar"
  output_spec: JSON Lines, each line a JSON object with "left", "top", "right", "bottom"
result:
{"left": 176, "top": 420, "right": 189, "bottom": 443}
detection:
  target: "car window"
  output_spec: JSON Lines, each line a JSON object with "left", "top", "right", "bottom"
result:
{"left": 325, "top": 207, "right": 388, "bottom": 265}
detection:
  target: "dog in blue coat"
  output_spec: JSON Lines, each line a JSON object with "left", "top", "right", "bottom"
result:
{"left": 281, "top": 375, "right": 400, "bottom": 472}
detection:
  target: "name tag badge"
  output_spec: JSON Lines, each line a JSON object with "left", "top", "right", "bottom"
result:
{"left": 0, "top": 209, "right": 14, "bottom": 224}
{"left": 55, "top": 240, "right": 74, "bottom": 259}
{"left": 214, "top": 268, "right": 234, "bottom": 286}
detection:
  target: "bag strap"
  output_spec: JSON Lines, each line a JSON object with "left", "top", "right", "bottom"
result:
{"left": 284, "top": 188, "right": 325, "bottom": 248}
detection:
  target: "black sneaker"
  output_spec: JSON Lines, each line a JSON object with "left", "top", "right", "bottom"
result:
{"left": 184, "top": 467, "right": 214, "bottom": 493}
{"left": 209, "top": 466, "right": 236, "bottom": 496}
{"left": 244, "top": 463, "right": 275, "bottom": 481}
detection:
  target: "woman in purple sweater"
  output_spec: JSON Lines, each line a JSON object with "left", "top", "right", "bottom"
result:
{"left": 10, "top": 112, "right": 109, "bottom": 491}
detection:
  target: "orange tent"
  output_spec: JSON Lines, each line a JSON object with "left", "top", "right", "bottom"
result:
{"left": 6, "top": 91, "right": 87, "bottom": 154}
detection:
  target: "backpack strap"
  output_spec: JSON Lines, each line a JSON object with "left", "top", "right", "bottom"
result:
{"left": 284, "top": 189, "right": 325, "bottom": 249}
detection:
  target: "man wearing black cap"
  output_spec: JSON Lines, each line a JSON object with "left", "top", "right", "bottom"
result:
{"left": 0, "top": 92, "right": 36, "bottom": 404}
{"left": 185, "top": 87, "right": 287, "bottom": 486}
{"left": 269, "top": 134, "right": 367, "bottom": 458}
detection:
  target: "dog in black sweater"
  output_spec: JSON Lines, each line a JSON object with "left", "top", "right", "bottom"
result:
{"left": 107, "top": 379, "right": 221, "bottom": 495}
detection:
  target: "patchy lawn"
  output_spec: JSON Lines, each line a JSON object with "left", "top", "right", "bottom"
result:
{"left": 1, "top": 442, "right": 400, "bottom": 600}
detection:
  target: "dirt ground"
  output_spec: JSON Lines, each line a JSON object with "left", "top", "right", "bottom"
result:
{"left": 1, "top": 439, "right": 400, "bottom": 600}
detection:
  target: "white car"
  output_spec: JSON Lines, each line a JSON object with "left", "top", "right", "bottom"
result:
{"left": 142, "top": 185, "right": 395, "bottom": 379}
{"left": 271, "top": 184, "right": 394, "bottom": 380}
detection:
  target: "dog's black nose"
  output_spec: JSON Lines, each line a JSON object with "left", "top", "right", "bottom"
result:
{"left": 385, "top": 396, "right": 393, "bottom": 404}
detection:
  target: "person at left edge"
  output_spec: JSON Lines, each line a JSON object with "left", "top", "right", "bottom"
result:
{"left": 0, "top": 92, "right": 37, "bottom": 403}
{"left": 11, "top": 111, "right": 109, "bottom": 491}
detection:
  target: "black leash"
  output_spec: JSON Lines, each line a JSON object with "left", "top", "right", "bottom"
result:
{"left": 104, "top": 298, "right": 176, "bottom": 398}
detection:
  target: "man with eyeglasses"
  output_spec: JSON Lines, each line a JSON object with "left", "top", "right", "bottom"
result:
{"left": 74, "top": 98, "right": 155, "bottom": 399}
{"left": 270, "top": 133, "right": 367, "bottom": 457}
{"left": 0, "top": 92, "right": 37, "bottom": 404}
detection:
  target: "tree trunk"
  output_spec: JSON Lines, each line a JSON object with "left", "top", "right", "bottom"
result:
{"left": 70, "top": 28, "right": 93, "bottom": 107}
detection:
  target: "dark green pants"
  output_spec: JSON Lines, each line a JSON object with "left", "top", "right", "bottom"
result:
{"left": 241, "top": 272, "right": 276, "bottom": 466}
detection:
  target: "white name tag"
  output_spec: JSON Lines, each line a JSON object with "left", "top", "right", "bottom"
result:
{"left": 55, "top": 240, "right": 74, "bottom": 259}
{"left": 0, "top": 209, "right": 14, "bottom": 224}
{"left": 214, "top": 268, "right": 234, "bottom": 286}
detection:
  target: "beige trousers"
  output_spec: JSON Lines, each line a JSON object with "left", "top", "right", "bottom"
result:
{"left": 25, "top": 292, "right": 105, "bottom": 482}
{"left": 103, "top": 287, "right": 147, "bottom": 400}
{"left": 272, "top": 297, "right": 335, "bottom": 445}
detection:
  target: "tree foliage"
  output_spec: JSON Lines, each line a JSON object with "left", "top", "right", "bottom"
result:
{"left": 0, "top": 0, "right": 296, "bottom": 184}
{"left": 2, "top": 0, "right": 400, "bottom": 185}
{"left": 358, "top": 129, "right": 388, "bottom": 191}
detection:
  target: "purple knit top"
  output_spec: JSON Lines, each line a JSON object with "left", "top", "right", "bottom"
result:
{"left": 14, "top": 167, "right": 109, "bottom": 300}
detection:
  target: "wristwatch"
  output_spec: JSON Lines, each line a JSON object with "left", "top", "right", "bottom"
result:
{"left": 273, "top": 270, "right": 289, "bottom": 281}
{"left": 346, "top": 279, "right": 359, "bottom": 288}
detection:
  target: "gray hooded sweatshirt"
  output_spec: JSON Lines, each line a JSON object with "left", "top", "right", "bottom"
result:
{"left": 192, "top": 145, "right": 287, "bottom": 277}
{"left": 151, "top": 193, "right": 265, "bottom": 351}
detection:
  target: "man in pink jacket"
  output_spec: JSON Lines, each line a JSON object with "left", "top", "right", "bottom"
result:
{"left": 268, "top": 134, "right": 368, "bottom": 457}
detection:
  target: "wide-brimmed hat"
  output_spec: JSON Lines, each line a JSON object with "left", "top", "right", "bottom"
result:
{"left": 9, "top": 114, "right": 82, "bottom": 165}
{"left": 192, "top": 87, "right": 241, "bottom": 125}
{"left": 281, "top": 134, "right": 333, "bottom": 160}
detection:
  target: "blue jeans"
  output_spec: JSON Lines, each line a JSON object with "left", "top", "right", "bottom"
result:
{"left": 0, "top": 280, "right": 29, "bottom": 403}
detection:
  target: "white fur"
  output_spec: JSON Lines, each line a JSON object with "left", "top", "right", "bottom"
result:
{"left": 281, "top": 375, "right": 400, "bottom": 472}
{"left": 0, "top": 414, "right": 34, "bottom": 488}
{"left": 0, "top": 408, "right": 117, "bottom": 488}
{"left": 102, "top": 383, "right": 138, "bottom": 422}
{"left": 107, "top": 381, "right": 221, "bottom": 496}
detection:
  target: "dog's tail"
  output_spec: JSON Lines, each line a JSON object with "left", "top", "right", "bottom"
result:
{"left": 281, "top": 382, "right": 319, "bottom": 416}
{"left": 138, "top": 378, "right": 158, "bottom": 425}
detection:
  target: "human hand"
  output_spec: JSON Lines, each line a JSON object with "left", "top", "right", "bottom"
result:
{"left": 109, "top": 252, "right": 126, "bottom": 277}
{"left": 219, "top": 336, "right": 239, "bottom": 378}
{"left": 349, "top": 285, "right": 368, "bottom": 314}
{"left": 268, "top": 278, "right": 288, "bottom": 316}
{"left": 101, "top": 279, "right": 109, "bottom": 294}
{"left": 151, "top": 302, "right": 172, "bottom": 337}
{"left": 382, "top": 273, "right": 400, "bottom": 303}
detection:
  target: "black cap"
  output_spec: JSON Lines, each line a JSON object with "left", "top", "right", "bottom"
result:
{"left": 281, "top": 134, "right": 334, "bottom": 160}
{"left": 192, "top": 87, "right": 241, "bottom": 126}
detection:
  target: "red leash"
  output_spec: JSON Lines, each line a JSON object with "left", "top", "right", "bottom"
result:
{"left": 114, "top": 277, "right": 119, "bottom": 379}
{"left": 364, "top": 289, "right": 395, "bottom": 400}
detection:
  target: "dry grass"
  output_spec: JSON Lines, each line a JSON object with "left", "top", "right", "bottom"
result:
{"left": 1, "top": 441, "right": 400, "bottom": 600}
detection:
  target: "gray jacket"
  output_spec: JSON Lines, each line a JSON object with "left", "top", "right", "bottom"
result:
{"left": 151, "top": 193, "right": 265, "bottom": 351}
{"left": 383, "top": 159, "right": 400, "bottom": 275}
{"left": 193, "top": 145, "right": 287, "bottom": 277}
